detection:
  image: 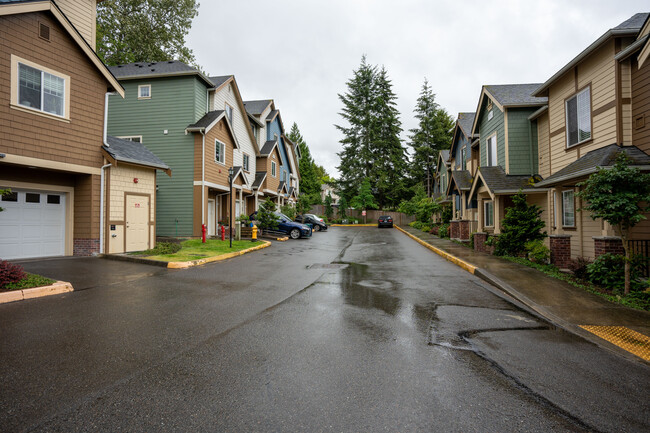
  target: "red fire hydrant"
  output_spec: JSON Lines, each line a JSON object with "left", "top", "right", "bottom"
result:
{"left": 220, "top": 224, "right": 225, "bottom": 241}
{"left": 202, "top": 224, "right": 206, "bottom": 243}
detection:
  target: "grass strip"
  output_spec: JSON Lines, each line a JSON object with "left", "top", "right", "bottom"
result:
{"left": 1, "top": 273, "right": 56, "bottom": 292}
{"left": 141, "top": 239, "right": 266, "bottom": 262}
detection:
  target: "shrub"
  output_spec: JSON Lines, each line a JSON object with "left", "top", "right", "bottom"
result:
{"left": 0, "top": 260, "right": 26, "bottom": 287}
{"left": 280, "top": 204, "right": 296, "bottom": 220}
{"left": 142, "top": 242, "right": 181, "bottom": 255}
{"left": 568, "top": 256, "right": 592, "bottom": 280}
{"left": 525, "top": 240, "right": 550, "bottom": 264}
{"left": 441, "top": 205, "right": 452, "bottom": 224}
{"left": 494, "top": 191, "right": 546, "bottom": 256}
{"left": 586, "top": 253, "right": 645, "bottom": 292}
{"left": 469, "top": 233, "right": 475, "bottom": 250}
{"left": 257, "top": 198, "right": 280, "bottom": 230}
{"left": 438, "top": 223, "right": 449, "bottom": 238}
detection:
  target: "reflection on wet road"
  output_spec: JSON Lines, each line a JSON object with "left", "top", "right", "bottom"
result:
{"left": 2, "top": 227, "right": 649, "bottom": 432}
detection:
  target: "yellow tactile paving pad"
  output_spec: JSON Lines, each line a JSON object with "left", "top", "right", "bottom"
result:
{"left": 580, "top": 326, "right": 650, "bottom": 361}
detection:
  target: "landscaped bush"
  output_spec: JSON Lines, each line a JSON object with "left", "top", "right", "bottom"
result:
{"left": 0, "top": 260, "right": 26, "bottom": 287}
{"left": 494, "top": 191, "right": 546, "bottom": 257}
{"left": 280, "top": 204, "right": 296, "bottom": 220}
{"left": 142, "top": 242, "right": 182, "bottom": 255}
{"left": 438, "top": 223, "right": 449, "bottom": 238}
{"left": 568, "top": 256, "right": 592, "bottom": 280}
{"left": 586, "top": 253, "right": 646, "bottom": 292}
{"left": 525, "top": 240, "right": 549, "bottom": 264}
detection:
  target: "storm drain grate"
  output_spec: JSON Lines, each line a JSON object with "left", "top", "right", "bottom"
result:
{"left": 580, "top": 325, "right": 650, "bottom": 361}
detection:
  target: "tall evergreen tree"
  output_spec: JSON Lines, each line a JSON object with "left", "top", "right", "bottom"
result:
{"left": 336, "top": 57, "right": 407, "bottom": 208}
{"left": 408, "top": 79, "right": 455, "bottom": 191}
{"left": 288, "top": 123, "right": 321, "bottom": 205}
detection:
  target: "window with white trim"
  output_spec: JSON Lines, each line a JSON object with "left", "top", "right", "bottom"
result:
{"left": 225, "top": 104, "right": 233, "bottom": 124}
{"left": 138, "top": 84, "right": 151, "bottom": 99}
{"left": 117, "top": 136, "right": 142, "bottom": 143}
{"left": 215, "top": 140, "right": 225, "bottom": 164}
{"left": 243, "top": 153, "right": 250, "bottom": 172}
{"left": 562, "top": 190, "right": 575, "bottom": 227}
{"left": 566, "top": 87, "right": 591, "bottom": 147}
{"left": 487, "top": 134, "right": 497, "bottom": 166}
{"left": 18, "top": 62, "right": 65, "bottom": 117}
{"left": 484, "top": 201, "right": 494, "bottom": 227}
{"left": 271, "top": 161, "right": 277, "bottom": 177}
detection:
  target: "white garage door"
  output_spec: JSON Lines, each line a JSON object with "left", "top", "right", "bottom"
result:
{"left": 0, "top": 189, "right": 66, "bottom": 260}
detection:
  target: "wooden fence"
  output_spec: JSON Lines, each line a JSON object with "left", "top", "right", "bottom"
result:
{"left": 308, "top": 205, "right": 415, "bottom": 225}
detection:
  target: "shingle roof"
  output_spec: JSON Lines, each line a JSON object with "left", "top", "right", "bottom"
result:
{"left": 244, "top": 100, "right": 273, "bottom": 116}
{"left": 478, "top": 166, "right": 541, "bottom": 193}
{"left": 266, "top": 109, "right": 279, "bottom": 122}
{"left": 278, "top": 181, "right": 287, "bottom": 193}
{"left": 535, "top": 144, "right": 650, "bottom": 187}
{"left": 209, "top": 75, "right": 232, "bottom": 88}
{"left": 484, "top": 84, "right": 548, "bottom": 107}
{"left": 104, "top": 136, "right": 169, "bottom": 171}
{"left": 440, "top": 150, "right": 450, "bottom": 162}
{"left": 613, "top": 12, "right": 649, "bottom": 30}
{"left": 252, "top": 171, "right": 267, "bottom": 189}
{"left": 457, "top": 112, "right": 475, "bottom": 137}
{"left": 109, "top": 60, "right": 195, "bottom": 78}
{"left": 186, "top": 110, "right": 224, "bottom": 130}
{"left": 260, "top": 140, "right": 277, "bottom": 156}
{"left": 450, "top": 170, "right": 473, "bottom": 191}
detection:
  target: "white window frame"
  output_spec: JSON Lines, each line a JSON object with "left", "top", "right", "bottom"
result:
{"left": 11, "top": 55, "right": 70, "bottom": 120}
{"left": 553, "top": 190, "right": 558, "bottom": 228}
{"left": 215, "top": 139, "right": 226, "bottom": 165}
{"left": 271, "top": 161, "right": 277, "bottom": 177}
{"left": 484, "top": 200, "right": 494, "bottom": 227}
{"left": 138, "top": 84, "right": 151, "bottom": 99}
{"left": 116, "top": 135, "right": 143, "bottom": 143}
{"left": 562, "top": 190, "right": 575, "bottom": 227}
{"left": 243, "top": 153, "right": 250, "bottom": 172}
{"left": 565, "top": 86, "right": 591, "bottom": 148}
{"left": 486, "top": 133, "right": 498, "bottom": 166}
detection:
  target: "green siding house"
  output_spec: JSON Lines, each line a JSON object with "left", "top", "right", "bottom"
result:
{"left": 468, "top": 84, "right": 548, "bottom": 234}
{"left": 107, "top": 62, "right": 214, "bottom": 237}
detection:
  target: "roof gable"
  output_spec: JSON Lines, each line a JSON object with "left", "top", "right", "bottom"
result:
{"left": 109, "top": 60, "right": 214, "bottom": 88}
{"left": 0, "top": 0, "right": 124, "bottom": 97}
{"left": 185, "top": 110, "right": 240, "bottom": 149}
{"left": 103, "top": 136, "right": 171, "bottom": 176}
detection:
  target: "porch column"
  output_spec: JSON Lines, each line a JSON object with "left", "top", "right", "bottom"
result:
{"left": 238, "top": 188, "right": 243, "bottom": 217}
{"left": 255, "top": 193, "right": 259, "bottom": 211}
{"left": 477, "top": 199, "right": 484, "bottom": 232}
{"left": 494, "top": 196, "right": 502, "bottom": 234}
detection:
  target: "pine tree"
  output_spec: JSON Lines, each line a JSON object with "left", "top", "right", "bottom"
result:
{"left": 408, "top": 79, "right": 455, "bottom": 191}
{"left": 494, "top": 191, "right": 546, "bottom": 257}
{"left": 287, "top": 123, "right": 321, "bottom": 205}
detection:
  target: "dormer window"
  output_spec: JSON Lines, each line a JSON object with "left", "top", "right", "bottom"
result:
{"left": 138, "top": 84, "right": 151, "bottom": 99}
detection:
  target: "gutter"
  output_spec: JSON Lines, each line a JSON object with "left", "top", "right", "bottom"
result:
{"left": 535, "top": 165, "right": 650, "bottom": 188}
{"left": 100, "top": 91, "right": 117, "bottom": 254}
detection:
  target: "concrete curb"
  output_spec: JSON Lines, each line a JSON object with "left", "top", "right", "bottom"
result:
{"left": 0, "top": 281, "right": 74, "bottom": 304}
{"left": 331, "top": 224, "right": 377, "bottom": 227}
{"left": 395, "top": 225, "right": 477, "bottom": 274}
{"left": 167, "top": 241, "right": 272, "bottom": 269}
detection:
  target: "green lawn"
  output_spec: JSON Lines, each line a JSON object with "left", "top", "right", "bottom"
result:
{"left": 1, "top": 273, "right": 56, "bottom": 292}
{"left": 142, "top": 239, "right": 265, "bottom": 262}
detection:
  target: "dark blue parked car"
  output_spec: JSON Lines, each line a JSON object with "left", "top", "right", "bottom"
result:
{"left": 250, "top": 211, "right": 312, "bottom": 239}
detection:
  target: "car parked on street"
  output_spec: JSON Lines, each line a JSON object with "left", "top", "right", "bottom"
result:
{"left": 295, "top": 214, "right": 328, "bottom": 232}
{"left": 378, "top": 215, "right": 393, "bottom": 228}
{"left": 250, "top": 211, "right": 312, "bottom": 239}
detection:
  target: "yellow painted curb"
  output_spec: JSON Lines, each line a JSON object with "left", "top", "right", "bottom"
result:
{"left": 167, "top": 241, "right": 271, "bottom": 269}
{"left": 0, "top": 280, "right": 74, "bottom": 304}
{"left": 580, "top": 325, "right": 650, "bottom": 362}
{"left": 331, "top": 224, "right": 377, "bottom": 227}
{"left": 395, "top": 225, "right": 477, "bottom": 274}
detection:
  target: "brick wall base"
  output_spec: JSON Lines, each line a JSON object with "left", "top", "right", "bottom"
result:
{"left": 450, "top": 220, "right": 460, "bottom": 239}
{"left": 74, "top": 238, "right": 99, "bottom": 256}
{"left": 474, "top": 232, "right": 497, "bottom": 254}
{"left": 459, "top": 220, "right": 470, "bottom": 241}
{"left": 549, "top": 235, "right": 571, "bottom": 269}
{"left": 593, "top": 236, "right": 624, "bottom": 257}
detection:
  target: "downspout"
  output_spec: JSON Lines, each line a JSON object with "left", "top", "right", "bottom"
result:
{"left": 528, "top": 120, "right": 534, "bottom": 176}
{"left": 201, "top": 130, "right": 206, "bottom": 228}
{"left": 100, "top": 92, "right": 117, "bottom": 254}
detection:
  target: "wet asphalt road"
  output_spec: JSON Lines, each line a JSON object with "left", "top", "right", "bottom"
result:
{"left": 1, "top": 227, "right": 649, "bottom": 432}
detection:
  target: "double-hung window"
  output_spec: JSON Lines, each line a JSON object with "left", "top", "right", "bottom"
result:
{"left": 138, "top": 84, "right": 151, "bottom": 99}
{"left": 18, "top": 61, "right": 66, "bottom": 117}
{"left": 562, "top": 190, "right": 575, "bottom": 227}
{"left": 487, "top": 134, "right": 497, "bottom": 166}
{"left": 484, "top": 201, "right": 494, "bottom": 227}
{"left": 271, "top": 161, "right": 277, "bottom": 177}
{"left": 566, "top": 87, "right": 591, "bottom": 147}
{"left": 215, "top": 140, "right": 225, "bottom": 164}
{"left": 243, "top": 154, "right": 250, "bottom": 172}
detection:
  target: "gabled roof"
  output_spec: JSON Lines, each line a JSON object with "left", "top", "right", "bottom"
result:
{"left": 468, "top": 166, "right": 544, "bottom": 200}
{"left": 244, "top": 99, "right": 273, "bottom": 116}
{"left": 282, "top": 135, "right": 300, "bottom": 179}
{"left": 450, "top": 112, "right": 475, "bottom": 158}
{"left": 209, "top": 75, "right": 233, "bottom": 90}
{"left": 0, "top": 0, "right": 124, "bottom": 97}
{"left": 437, "top": 150, "right": 450, "bottom": 169}
{"left": 266, "top": 109, "right": 279, "bottom": 123}
{"left": 534, "top": 13, "right": 649, "bottom": 96}
{"left": 447, "top": 170, "right": 473, "bottom": 195}
{"left": 471, "top": 84, "right": 547, "bottom": 135}
{"left": 277, "top": 181, "right": 288, "bottom": 195}
{"left": 260, "top": 139, "right": 278, "bottom": 156}
{"left": 251, "top": 171, "right": 267, "bottom": 189}
{"left": 535, "top": 144, "right": 650, "bottom": 187}
{"left": 288, "top": 187, "right": 298, "bottom": 199}
{"left": 185, "top": 110, "right": 240, "bottom": 149}
{"left": 231, "top": 166, "right": 248, "bottom": 185}
{"left": 109, "top": 60, "right": 214, "bottom": 88}
{"left": 103, "top": 136, "right": 171, "bottom": 176}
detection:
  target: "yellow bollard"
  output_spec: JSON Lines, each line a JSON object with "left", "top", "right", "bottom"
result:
{"left": 251, "top": 224, "right": 258, "bottom": 242}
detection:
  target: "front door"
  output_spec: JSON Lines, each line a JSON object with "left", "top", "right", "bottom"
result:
{"left": 125, "top": 194, "right": 149, "bottom": 252}
{"left": 208, "top": 199, "right": 216, "bottom": 236}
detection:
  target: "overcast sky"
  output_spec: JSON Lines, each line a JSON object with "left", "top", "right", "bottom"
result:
{"left": 187, "top": 0, "right": 648, "bottom": 178}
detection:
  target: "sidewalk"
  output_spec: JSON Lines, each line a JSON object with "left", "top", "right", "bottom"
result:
{"left": 397, "top": 225, "right": 650, "bottom": 364}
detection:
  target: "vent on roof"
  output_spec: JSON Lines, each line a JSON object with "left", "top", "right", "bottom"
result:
{"left": 39, "top": 23, "right": 50, "bottom": 41}
{"left": 168, "top": 61, "right": 174, "bottom": 64}
{"left": 151, "top": 68, "right": 155, "bottom": 72}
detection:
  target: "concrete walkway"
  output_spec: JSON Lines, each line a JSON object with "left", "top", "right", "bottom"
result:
{"left": 398, "top": 225, "right": 650, "bottom": 364}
